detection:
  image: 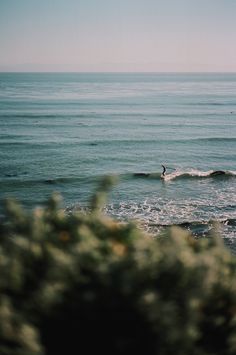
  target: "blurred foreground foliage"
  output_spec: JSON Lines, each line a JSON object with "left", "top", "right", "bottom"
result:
{"left": 1, "top": 177, "right": 236, "bottom": 355}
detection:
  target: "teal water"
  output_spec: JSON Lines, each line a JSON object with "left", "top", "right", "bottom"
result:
{"left": 0, "top": 73, "right": 236, "bottom": 245}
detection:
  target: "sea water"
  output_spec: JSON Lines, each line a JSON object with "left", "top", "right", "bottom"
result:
{"left": 0, "top": 73, "right": 236, "bottom": 248}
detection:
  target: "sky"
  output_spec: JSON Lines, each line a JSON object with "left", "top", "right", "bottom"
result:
{"left": 0, "top": 0, "right": 236, "bottom": 72}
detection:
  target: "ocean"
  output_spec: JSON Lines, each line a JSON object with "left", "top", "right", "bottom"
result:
{"left": 0, "top": 73, "right": 236, "bottom": 249}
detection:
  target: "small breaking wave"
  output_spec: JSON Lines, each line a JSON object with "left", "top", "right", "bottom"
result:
{"left": 133, "top": 169, "right": 236, "bottom": 181}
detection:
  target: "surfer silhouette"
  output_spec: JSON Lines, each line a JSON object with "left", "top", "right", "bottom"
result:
{"left": 161, "top": 165, "right": 166, "bottom": 178}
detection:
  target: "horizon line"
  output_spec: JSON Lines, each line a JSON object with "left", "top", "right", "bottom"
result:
{"left": 1, "top": 71, "right": 236, "bottom": 74}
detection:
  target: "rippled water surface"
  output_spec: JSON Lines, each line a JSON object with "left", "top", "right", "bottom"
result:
{"left": 0, "top": 73, "right": 236, "bottom": 246}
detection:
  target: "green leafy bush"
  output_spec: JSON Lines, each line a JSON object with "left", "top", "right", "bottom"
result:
{"left": 1, "top": 177, "right": 236, "bottom": 355}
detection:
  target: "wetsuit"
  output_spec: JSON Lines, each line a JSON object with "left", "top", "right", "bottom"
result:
{"left": 161, "top": 165, "right": 166, "bottom": 177}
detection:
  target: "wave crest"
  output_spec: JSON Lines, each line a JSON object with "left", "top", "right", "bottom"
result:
{"left": 134, "top": 169, "right": 236, "bottom": 181}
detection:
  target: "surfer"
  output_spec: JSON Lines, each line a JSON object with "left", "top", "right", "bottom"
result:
{"left": 161, "top": 165, "right": 166, "bottom": 178}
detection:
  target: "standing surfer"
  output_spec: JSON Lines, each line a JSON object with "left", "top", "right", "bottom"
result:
{"left": 161, "top": 165, "right": 166, "bottom": 178}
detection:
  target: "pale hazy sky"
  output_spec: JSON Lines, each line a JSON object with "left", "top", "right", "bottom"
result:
{"left": 0, "top": 0, "right": 236, "bottom": 72}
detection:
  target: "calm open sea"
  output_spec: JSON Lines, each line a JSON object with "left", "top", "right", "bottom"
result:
{"left": 0, "top": 73, "right": 236, "bottom": 248}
